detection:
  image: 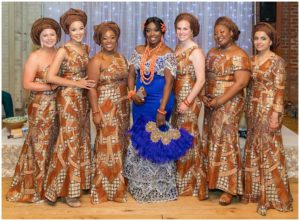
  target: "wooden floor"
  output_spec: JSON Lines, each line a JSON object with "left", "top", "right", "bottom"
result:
{"left": 2, "top": 178, "right": 298, "bottom": 219}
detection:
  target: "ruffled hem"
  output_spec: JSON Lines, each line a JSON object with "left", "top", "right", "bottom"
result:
{"left": 129, "top": 116, "right": 193, "bottom": 164}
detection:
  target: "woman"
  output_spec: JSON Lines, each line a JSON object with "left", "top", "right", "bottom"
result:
{"left": 123, "top": 17, "right": 178, "bottom": 202}
{"left": 171, "top": 13, "right": 207, "bottom": 200}
{"left": 202, "top": 16, "right": 250, "bottom": 206}
{"left": 6, "top": 17, "right": 61, "bottom": 203}
{"left": 44, "top": 8, "right": 95, "bottom": 207}
{"left": 87, "top": 22, "right": 130, "bottom": 203}
{"left": 242, "top": 22, "right": 293, "bottom": 216}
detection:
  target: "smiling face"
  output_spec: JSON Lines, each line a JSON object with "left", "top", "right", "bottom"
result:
{"left": 214, "top": 24, "right": 233, "bottom": 48}
{"left": 253, "top": 31, "right": 272, "bottom": 53}
{"left": 145, "top": 22, "right": 162, "bottom": 48}
{"left": 176, "top": 20, "right": 193, "bottom": 43}
{"left": 69, "top": 20, "right": 85, "bottom": 43}
{"left": 101, "top": 29, "right": 117, "bottom": 53}
{"left": 39, "top": 28, "right": 57, "bottom": 48}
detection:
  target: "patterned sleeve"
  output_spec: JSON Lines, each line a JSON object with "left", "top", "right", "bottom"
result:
{"left": 232, "top": 56, "right": 251, "bottom": 72}
{"left": 272, "top": 57, "right": 286, "bottom": 114}
{"left": 128, "top": 50, "right": 139, "bottom": 66}
{"left": 164, "top": 53, "right": 177, "bottom": 77}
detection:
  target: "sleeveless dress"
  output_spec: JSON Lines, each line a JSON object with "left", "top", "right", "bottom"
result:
{"left": 171, "top": 46, "right": 208, "bottom": 200}
{"left": 123, "top": 50, "right": 178, "bottom": 202}
{"left": 90, "top": 53, "right": 130, "bottom": 203}
{"left": 243, "top": 54, "right": 293, "bottom": 215}
{"left": 203, "top": 49, "right": 250, "bottom": 196}
{"left": 6, "top": 67, "right": 58, "bottom": 202}
{"left": 45, "top": 44, "right": 91, "bottom": 201}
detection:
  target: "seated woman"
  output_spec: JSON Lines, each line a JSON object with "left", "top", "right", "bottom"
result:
{"left": 123, "top": 17, "right": 178, "bottom": 203}
{"left": 87, "top": 21, "right": 130, "bottom": 203}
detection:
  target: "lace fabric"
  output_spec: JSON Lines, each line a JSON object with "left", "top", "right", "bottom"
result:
{"left": 123, "top": 143, "right": 178, "bottom": 203}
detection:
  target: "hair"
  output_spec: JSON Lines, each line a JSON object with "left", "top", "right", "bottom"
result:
{"left": 93, "top": 22, "right": 121, "bottom": 46}
{"left": 143, "top": 17, "right": 166, "bottom": 39}
{"left": 252, "top": 22, "right": 279, "bottom": 51}
{"left": 214, "top": 16, "right": 240, "bottom": 41}
{"left": 30, "top": 17, "right": 61, "bottom": 46}
{"left": 60, "top": 8, "right": 87, "bottom": 34}
{"left": 174, "top": 12, "right": 200, "bottom": 37}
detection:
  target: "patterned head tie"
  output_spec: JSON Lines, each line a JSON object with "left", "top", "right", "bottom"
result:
{"left": 31, "top": 17, "right": 61, "bottom": 46}
{"left": 60, "top": 8, "right": 87, "bottom": 34}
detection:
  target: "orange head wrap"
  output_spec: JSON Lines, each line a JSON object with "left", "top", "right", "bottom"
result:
{"left": 93, "top": 21, "right": 120, "bottom": 46}
{"left": 60, "top": 8, "right": 87, "bottom": 34}
{"left": 30, "top": 17, "right": 61, "bottom": 46}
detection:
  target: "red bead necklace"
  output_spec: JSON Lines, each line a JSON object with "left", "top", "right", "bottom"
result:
{"left": 139, "top": 42, "right": 163, "bottom": 85}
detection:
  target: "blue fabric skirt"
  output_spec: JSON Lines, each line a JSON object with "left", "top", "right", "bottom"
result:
{"left": 124, "top": 71, "right": 178, "bottom": 202}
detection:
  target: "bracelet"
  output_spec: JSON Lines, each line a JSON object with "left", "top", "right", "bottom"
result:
{"left": 157, "top": 109, "right": 167, "bottom": 115}
{"left": 127, "top": 89, "right": 136, "bottom": 100}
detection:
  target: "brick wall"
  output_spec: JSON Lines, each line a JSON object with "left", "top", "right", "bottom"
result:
{"left": 256, "top": 2, "right": 298, "bottom": 106}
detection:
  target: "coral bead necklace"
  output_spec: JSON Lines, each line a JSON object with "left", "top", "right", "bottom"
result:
{"left": 139, "top": 41, "right": 163, "bottom": 85}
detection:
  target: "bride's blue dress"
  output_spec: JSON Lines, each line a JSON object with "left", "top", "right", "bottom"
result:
{"left": 123, "top": 50, "right": 178, "bottom": 202}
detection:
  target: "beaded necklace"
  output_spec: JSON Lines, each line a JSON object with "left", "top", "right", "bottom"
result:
{"left": 139, "top": 41, "right": 163, "bottom": 85}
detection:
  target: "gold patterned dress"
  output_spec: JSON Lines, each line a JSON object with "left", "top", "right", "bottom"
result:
{"left": 243, "top": 54, "right": 293, "bottom": 214}
{"left": 203, "top": 49, "right": 250, "bottom": 196}
{"left": 45, "top": 44, "right": 91, "bottom": 202}
{"left": 171, "top": 46, "right": 207, "bottom": 199}
{"left": 90, "top": 53, "right": 130, "bottom": 203}
{"left": 6, "top": 67, "right": 58, "bottom": 202}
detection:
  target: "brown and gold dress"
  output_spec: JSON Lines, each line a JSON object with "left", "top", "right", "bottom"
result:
{"left": 90, "top": 53, "right": 130, "bottom": 203}
{"left": 45, "top": 44, "right": 91, "bottom": 202}
{"left": 171, "top": 46, "right": 207, "bottom": 200}
{"left": 6, "top": 67, "right": 58, "bottom": 202}
{"left": 243, "top": 54, "right": 293, "bottom": 215}
{"left": 203, "top": 49, "right": 250, "bottom": 196}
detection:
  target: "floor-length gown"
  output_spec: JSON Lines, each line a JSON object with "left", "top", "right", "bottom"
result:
{"left": 7, "top": 67, "right": 58, "bottom": 202}
{"left": 171, "top": 46, "right": 207, "bottom": 200}
{"left": 90, "top": 53, "right": 130, "bottom": 203}
{"left": 45, "top": 44, "right": 91, "bottom": 201}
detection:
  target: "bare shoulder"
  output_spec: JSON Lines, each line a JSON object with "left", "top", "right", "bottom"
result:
{"left": 233, "top": 46, "right": 249, "bottom": 58}
{"left": 135, "top": 45, "right": 145, "bottom": 54}
{"left": 207, "top": 47, "right": 218, "bottom": 56}
{"left": 161, "top": 45, "right": 174, "bottom": 54}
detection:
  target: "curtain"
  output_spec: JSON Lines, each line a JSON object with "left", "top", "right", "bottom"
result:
{"left": 42, "top": 2, "right": 254, "bottom": 59}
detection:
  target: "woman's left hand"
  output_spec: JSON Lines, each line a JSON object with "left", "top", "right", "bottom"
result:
{"left": 156, "top": 112, "right": 166, "bottom": 127}
{"left": 269, "top": 112, "right": 279, "bottom": 130}
{"left": 178, "top": 102, "right": 188, "bottom": 113}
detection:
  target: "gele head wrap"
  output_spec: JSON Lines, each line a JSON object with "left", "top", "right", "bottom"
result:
{"left": 60, "top": 8, "right": 87, "bottom": 34}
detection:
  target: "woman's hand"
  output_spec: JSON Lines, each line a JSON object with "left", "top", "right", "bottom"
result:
{"left": 208, "top": 98, "right": 219, "bottom": 108}
{"left": 202, "top": 95, "right": 212, "bottom": 107}
{"left": 49, "top": 84, "right": 59, "bottom": 90}
{"left": 156, "top": 112, "right": 166, "bottom": 127}
{"left": 131, "top": 94, "right": 145, "bottom": 105}
{"left": 76, "top": 76, "right": 96, "bottom": 89}
{"left": 269, "top": 112, "right": 279, "bottom": 131}
{"left": 92, "top": 112, "right": 101, "bottom": 125}
{"left": 178, "top": 102, "right": 189, "bottom": 113}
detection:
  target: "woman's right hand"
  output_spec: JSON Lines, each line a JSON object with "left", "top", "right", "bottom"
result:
{"left": 92, "top": 112, "right": 101, "bottom": 125}
{"left": 202, "top": 95, "right": 211, "bottom": 107}
{"left": 76, "top": 76, "right": 96, "bottom": 89}
{"left": 131, "top": 94, "right": 145, "bottom": 105}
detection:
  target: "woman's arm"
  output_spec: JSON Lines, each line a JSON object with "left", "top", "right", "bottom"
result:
{"left": 47, "top": 48, "right": 95, "bottom": 89}
{"left": 209, "top": 70, "right": 250, "bottom": 108}
{"left": 23, "top": 53, "right": 53, "bottom": 91}
{"left": 156, "top": 69, "right": 174, "bottom": 126}
{"left": 178, "top": 48, "right": 205, "bottom": 112}
{"left": 87, "top": 57, "right": 101, "bottom": 125}
{"left": 128, "top": 64, "right": 144, "bottom": 105}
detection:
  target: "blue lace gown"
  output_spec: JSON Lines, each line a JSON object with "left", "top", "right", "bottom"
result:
{"left": 123, "top": 50, "right": 178, "bottom": 202}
